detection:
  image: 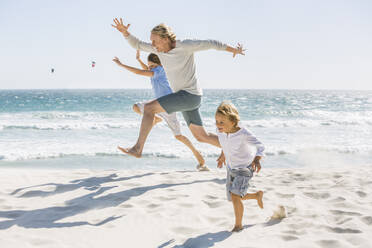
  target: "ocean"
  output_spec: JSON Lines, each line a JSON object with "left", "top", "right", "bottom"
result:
{"left": 1, "top": 89, "right": 371, "bottom": 170}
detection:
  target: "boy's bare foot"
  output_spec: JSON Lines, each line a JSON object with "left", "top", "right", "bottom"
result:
{"left": 117, "top": 146, "right": 142, "bottom": 158}
{"left": 257, "top": 191, "right": 264, "bottom": 209}
{"left": 231, "top": 226, "right": 243, "bottom": 232}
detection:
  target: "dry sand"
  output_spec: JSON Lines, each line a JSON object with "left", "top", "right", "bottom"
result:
{"left": 0, "top": 167, "right": 371, "bottom": 248}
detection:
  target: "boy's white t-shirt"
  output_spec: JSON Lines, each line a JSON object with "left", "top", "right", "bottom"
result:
{"left": 217, "top": 126, "right": 265, "bottom": 170}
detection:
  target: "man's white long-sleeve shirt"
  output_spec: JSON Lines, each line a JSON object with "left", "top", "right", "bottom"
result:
{"left": 125, "top": 34, "right": 227, "bottom": 96}
{"left": 217, "top": 127, "right": 265, "bottom": 170}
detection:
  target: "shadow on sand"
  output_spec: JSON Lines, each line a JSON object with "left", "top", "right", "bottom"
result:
{"left": 157, "top": 231, "right": 232, "bottom": 248}
{"left": 0, "top": 174, "right": 224, "bottom": 230}
{"left": 11, "top": 172, "right": 155, "bottom": 198}
{"left": 157, "top": 219, "right": 283, "bottom": 248}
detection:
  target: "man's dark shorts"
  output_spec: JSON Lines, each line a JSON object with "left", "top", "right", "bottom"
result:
{"left": 157, "top": 90, "right": 203, "bottom": 126}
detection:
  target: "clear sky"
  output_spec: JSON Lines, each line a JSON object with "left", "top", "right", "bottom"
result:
{"left": 1, "top": 0, "right": 371, "bottom": 90}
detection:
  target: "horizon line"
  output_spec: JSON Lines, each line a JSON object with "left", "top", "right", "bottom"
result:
{"left": 0, "top": 88, "right": 371, "bottom": 91}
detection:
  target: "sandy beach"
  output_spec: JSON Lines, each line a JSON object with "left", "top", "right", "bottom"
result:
{"left": 0, "top": 167, "right": 371, "bottom": 248}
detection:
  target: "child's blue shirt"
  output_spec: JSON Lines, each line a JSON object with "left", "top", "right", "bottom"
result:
{"left": 150, "top": 66, "right": 173, "bottom": 98}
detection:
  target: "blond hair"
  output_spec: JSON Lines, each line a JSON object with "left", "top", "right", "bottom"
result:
{"left": 216, "top": 101, "right": 240, "bottom": 126}
{"left": 151, "top": 23, "right": 176, "bottom": 42}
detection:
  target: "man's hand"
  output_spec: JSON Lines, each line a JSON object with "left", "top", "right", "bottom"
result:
{"left": 233, "top": 43, "right": 245, "bottom": 58}
{"left": 217, "top": 152, "right": 226, "bottom": 168}
{"left": 136, "top": 50, "right": 140, "bottom": 60}
{"left": 251, "top": 156, "right": 262, "bottom": 173}
{"left": 111, "top": 18, "right": 131, "bottom": 37}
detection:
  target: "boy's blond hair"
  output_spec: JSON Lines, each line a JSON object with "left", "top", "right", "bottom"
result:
{"left": 151, "top": 23, "right": 177, "bottom": 42}
{"left": 216, "top": 101, "right": 240, "bottom": 126}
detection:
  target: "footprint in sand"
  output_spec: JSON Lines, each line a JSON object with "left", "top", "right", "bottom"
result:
{"left": 325, "top": 226, "right": 362, "bottom": 234}
{"left": 119, "top": 204, "right": 133, "bottom": 208}
{"left": 303, "top": 192, "right": 330, "bottom": 199}
{"left": 156, "top": 196, "right": 177, "bottom": 201}
{"left": 292, "top": 174, "right": 309, "bottom": 181}
{"left": 204, "top": 195, "right": 218, "bottom": 200}
{"left": 276, "top": 193, "right": 295, "bottom": 198}
{"left": 281, "top": 235, "right": 298, "bottom": 241}
{"left": 330, "top": 209, "right": 362, "bottom": 217}
{"left": 361, "top": 216, "right": 372, "bottom": 225}
{"left": 316, "top": 239, "right": 341, "bottom": 248}
{"left": 202, "top": 200, "right": 224, "bottom": 208}
{"left": 282, "top": 229, "right": 306, "bottom": 236}
{"left": 174, "top": 194, "right": 190, "bottom": 198}
{"left": 355, "top": 191, "right": 367, "bottom": 197}
{"left": 177, "top": 202, "right": 194, "bottom": 208}
{"left": 147, "top": 203, "right": 161, "bottom": 209}
{"left": 332, "top": 202, "right": 356, "bottom": 208}
{"left": 336, "top": 217, "right": 353, "bottom": 225}
{"left": 280, "top": 180, "right": 292, "bottom": 184}
{"left": 161, "top": 194, "right": 189, "bottom": 200}
{"left": 136, "top": 199, "right": 150, "bottom": 205}
{"left": 328, "top": 196, "right": 346, "bottom": 203}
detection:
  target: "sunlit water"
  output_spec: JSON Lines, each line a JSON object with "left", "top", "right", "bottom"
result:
{"left": 1, "top": 89, "right": 371, "bottom": 170}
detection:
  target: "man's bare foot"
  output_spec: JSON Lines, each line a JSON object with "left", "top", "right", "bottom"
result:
{"left": 257, "top": 191, "right": 264, "bottom": 209}
{"left": 117, "top": 146, "right": 142, "bottom": 158}
{"left": 231, "top": 225, "right": 243, "bottom": 232}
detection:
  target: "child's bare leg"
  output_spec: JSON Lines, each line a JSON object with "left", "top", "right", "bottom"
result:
{"left": 231, "top": 193, "right": 244, "bottom": 232}
{"left": 133, "top": 104, "right": 162, "bottom": 126}
{"left": 242, "top": 191, "right": 264, "bottom": 209}
{"left": 174, "top": 135, "right": 205, "bottom": 166}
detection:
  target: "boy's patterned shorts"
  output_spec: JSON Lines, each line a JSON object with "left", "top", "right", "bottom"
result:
{"left": 226, "top": 166, "right": 254, "bottom": 201}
